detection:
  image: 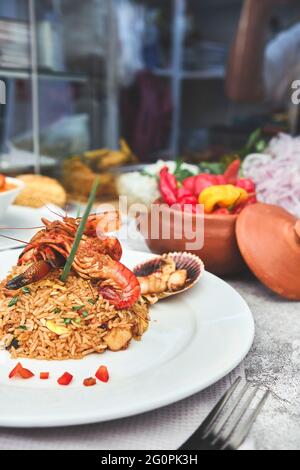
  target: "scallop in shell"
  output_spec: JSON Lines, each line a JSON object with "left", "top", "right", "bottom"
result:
{"left": 133, "top": 252, "right": 204, "bottom": 303}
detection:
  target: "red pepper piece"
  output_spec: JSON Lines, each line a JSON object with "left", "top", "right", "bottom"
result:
{"left": 233, "top": 195, "right": 257, "bottom": 214}
{"left": 182, "top": 176, "right": 196, "bottom": 194}
{"left": 57, "top": 372, "right": 73, "bottom": 386}
{"left": 213, "top": 208, "right": 231, "bottom": 215}
{"left": 83, "top": 377, "right": 97, "bottom": 387}
{"left": 159, "top": 167, "right": 178, "bottom": 206}
{"left": 194, "top": 175, "right": 214, "bottom": 197}
{"left": 40, "top": 372, "right": 50, "bottom": 380}
{"left": 224, "top": 160, "right": 241, "bottom": 185}
{"left": 236, "top": 178, "right": 256, "bottom": 193}
{"left": 214, "top": 175, "right": 227, "bottom": 185}
{"left": 95, "top": 365, "right": 109, "bottom": 383}
{"left": 9, "top": 362, "right": 34, "bottom": 379}
{"left": 179, "top": 196, "right": 198, "bottom": 206}
{"left": 177, "top": 187, "right": 194, "bottom": 200}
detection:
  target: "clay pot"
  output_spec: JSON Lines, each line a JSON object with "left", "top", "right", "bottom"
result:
{"left": 236, "top": 203, "right": 300, "bottom": 300}
{"left": 138, "top": 200, "right": 245, "bottom": 277}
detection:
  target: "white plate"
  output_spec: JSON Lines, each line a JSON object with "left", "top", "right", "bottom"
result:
{"left": 0, "top": 205, "right": 69, "bottom": 251}
{"left": 0, "top": 249, "right": 254, "bottom": 428}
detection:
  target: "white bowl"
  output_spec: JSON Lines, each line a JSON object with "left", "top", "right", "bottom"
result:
{"left": 0, "top": 177, "right": 25, "bottom": 221}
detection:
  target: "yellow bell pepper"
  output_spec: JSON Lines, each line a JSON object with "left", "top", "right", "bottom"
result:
{"left": 199, "top": 185, "right": 248, "bottom": 214}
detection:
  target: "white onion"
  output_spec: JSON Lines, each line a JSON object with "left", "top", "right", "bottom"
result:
{"left": 242, "top": 133, "right": 300, "bottom": 217}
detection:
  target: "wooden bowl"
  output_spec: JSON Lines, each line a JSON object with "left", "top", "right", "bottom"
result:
{"left": 138, "top": 200, "right": 245, "bottom": 277}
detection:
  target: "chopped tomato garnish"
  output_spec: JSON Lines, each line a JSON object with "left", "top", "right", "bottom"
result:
{"left": 9, "top": 362, "right": 23, "bottom": 378}
{"left": 95, "top": 365, "right": 109, "bottom": 383}
{"left": 83, "top": 377, "right": 97, "bottom": 387}
{"left": 57, "top": 372, "right": 73, "bottom": 386}
{"left": 40, "top": 372, "right": 50, "bottom": 380}
{"left": 9, "top": 362, "right": 34, "bottom": 379}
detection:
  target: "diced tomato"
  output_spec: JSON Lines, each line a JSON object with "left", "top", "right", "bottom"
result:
{"left": 40, "top": 372, "right": 50, "bottom": 380}
{"left": 57, "top": 372, "right": 73, "bottom": 386}
{"left": 83, "top": 377, "right": 97, "bottom": 387}
{"left": 19, "top": 367, "right": 34, "bottom": 379}
{"left": 95, "top": 365, "right": 109, "bottom": 383}
{"left": 224, "top": 160, "right": 241, "bottom": 185}
{"left": 0, "top": 174, "right": 6, "bottom": 190}
{"left": 9, "top": 362, "right": 23, "bottom": 379}
{"left": 9, "top": 362, "right": 34, "bottom": 379}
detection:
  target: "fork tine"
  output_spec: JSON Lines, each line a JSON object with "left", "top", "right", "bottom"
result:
{"left": 205, "top": 382, "right": 252, "bottom": 441}
{"left": 213, "top": 385, "right": 258, "bottom": 447}
{"left": 178, "top": 377, "right": 242, "bottom": 450}
{"left": 198, "top": 377, "right": 242, "bottom": 437}
{"left": 223, "top": 389, "right": 270, "bottom": 450}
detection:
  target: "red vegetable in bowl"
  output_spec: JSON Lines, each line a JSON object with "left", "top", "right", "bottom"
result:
{"left": 236, "top": 178, "right": 256, "bottom": 194}
{"left": 159, "top": 167, "right": 178, "bottom": 206}
{"left": 223, "top": 160, "right": 241, "bottom": 185}
{"left": 213, "top": 208, "right": 231, "bottom": 215}
{"left": 233, "top": 195, "right": 257, "bottom": 214}
{"left": 158, "top": 161, "right": 257, "bottom": 215}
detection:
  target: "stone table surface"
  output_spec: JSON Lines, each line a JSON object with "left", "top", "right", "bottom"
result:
{"left": 229, "top": 274, "right": 300, "bottom": 451}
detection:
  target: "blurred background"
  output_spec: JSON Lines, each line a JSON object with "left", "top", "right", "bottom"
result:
{"left": 0, "top": 0, "right": 300, "bottom": 204}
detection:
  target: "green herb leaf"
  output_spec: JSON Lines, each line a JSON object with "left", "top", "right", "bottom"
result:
{"left": 88, "top": 298, "right": 96, "bottom": 305}
{"left": 19, "top": 325, "right": 27, "bottom": 331}
{"left": 63, "top": 318, "right": 72, "bottom": 325}
{"left": 140, "top": 170, "right": 156, "bottom": 178}
{"left": 53, "top": 308, "right": 61, "bottom": 314}
{"left": 60, "top": 177, "right": 100, "bottom": 283}
{"left": 22, "top": 287, "right": 31, "bottom": 295}
{"left": 8, "top": 296, "right": 19, "bottom": 308}
{"left": 72, "top": 305, "right": 85, "bottom": 311}
{"left": 82, "top": 311, "right": 89, "bottom": 318}
{"left": 198, "top": 162, "right": 226, "bottom": 175}
{"left": 173, "top": 159, "right": 195, "bottom": 182}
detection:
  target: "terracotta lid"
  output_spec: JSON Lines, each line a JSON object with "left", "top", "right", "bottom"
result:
{"left": 236, "top": 203, "right": 300, "bottom": 300}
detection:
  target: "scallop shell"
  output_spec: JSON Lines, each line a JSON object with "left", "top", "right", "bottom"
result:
{"left": 133, "top": 252, "right": 204, "bottom": 302}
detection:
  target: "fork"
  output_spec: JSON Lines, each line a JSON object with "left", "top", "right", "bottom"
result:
{"left": 179, "top": 377, "right": 270, "bottom": 450}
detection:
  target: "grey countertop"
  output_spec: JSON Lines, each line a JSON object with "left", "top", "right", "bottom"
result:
{"left": 229, "top": 275, "right": 300, "bottom": 451}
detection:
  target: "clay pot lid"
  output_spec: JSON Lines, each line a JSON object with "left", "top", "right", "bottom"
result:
{"left": 236, "top": 203, "right": 300, "bottom": 300}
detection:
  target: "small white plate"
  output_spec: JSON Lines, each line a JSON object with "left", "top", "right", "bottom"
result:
{"left": 0, "top": 249, "right": 254, "bottom": 428}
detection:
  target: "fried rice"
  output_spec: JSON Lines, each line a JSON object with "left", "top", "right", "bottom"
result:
{"left": 0, "top": 266, "right": 149, "bottom": 360}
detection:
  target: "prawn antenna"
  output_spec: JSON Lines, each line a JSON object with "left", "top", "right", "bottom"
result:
{"left": 0, "top": 234, "right": 29, "bottom": 245}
